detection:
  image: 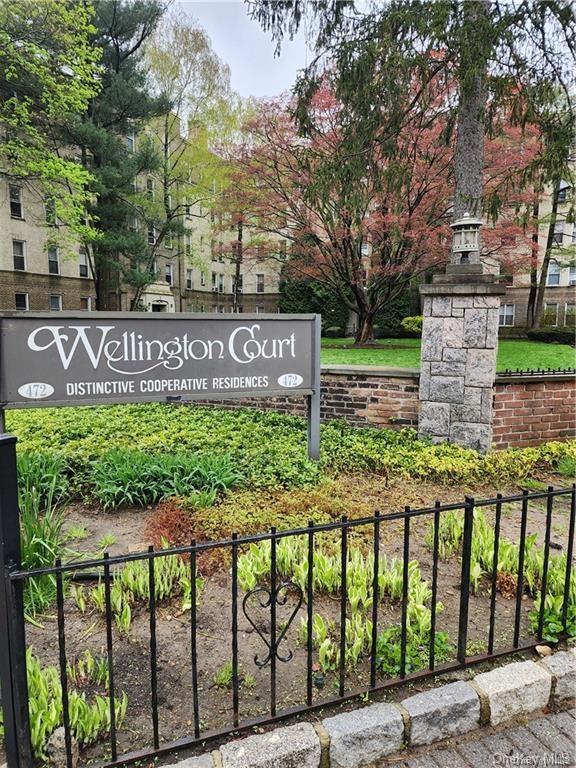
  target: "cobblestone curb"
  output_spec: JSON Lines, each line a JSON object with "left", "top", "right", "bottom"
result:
{"left": 161, "top": 652, "right": 569, "bottom": 767}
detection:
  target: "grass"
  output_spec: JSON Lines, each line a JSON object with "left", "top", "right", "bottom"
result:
{"left": 321, "top": 338, "right": 575, "bottom": 370}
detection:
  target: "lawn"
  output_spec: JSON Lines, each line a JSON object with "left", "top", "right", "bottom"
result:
{"left": 321, "top": 337, "right": 575, "bottom": 371}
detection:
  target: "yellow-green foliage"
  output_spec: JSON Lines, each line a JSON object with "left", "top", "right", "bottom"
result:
{"left": 74, "top": 548, "right": 203, "bottom": 633}
{"left": 9, "top": 406, "right": 576, "bottom": 499}
{"left": 241, "top": 536, "right": 444, "bottom": 673}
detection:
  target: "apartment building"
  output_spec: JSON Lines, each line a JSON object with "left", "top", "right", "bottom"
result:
{"left": 0, "top": 120, "right": 282, "bottom": 314}
{"left": 500, "top": 178, "right": 575, "bottom": 330}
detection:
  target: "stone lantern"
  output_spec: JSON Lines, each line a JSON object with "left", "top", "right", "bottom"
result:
{"left": 450, "top": 212, "right": 483, "bottom": 265}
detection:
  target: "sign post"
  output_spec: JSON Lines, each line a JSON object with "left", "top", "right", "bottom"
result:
{"left": 0, "top": 312, "right": 321, "bottom": 459}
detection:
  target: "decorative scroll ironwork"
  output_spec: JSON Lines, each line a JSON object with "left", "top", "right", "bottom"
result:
{"left": 242, "top": 581, "right": 303, "bottom": 668}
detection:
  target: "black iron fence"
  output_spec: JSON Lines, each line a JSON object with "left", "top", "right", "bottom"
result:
{"left": 0, "top": 433, "right": 575, "bottom": 768}
{"left": 498, "top": 367, "right": 576, "bottom": 377}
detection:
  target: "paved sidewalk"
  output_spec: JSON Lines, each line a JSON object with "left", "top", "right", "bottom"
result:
{"left": 385, "top": 708, "right": 576, "bottom": 767}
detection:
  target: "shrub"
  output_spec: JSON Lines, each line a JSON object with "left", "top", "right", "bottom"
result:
{"left": 323, "top": 326, "right": 345, "bottom": 338}
{"left": 526, "top": 328, "right": 575, "bottom": 345}
{"left": 400, "top": 315, "right": 423, "bottom": 337}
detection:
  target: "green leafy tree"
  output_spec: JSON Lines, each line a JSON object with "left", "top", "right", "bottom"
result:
{"left": 66, "top": 0, "right": 171, "bottom": 309}
{"left": 141, "top": 10, "right": 235, "bottom": 311}
{"left": 250, "top": 0, "right": 576, "bottom": 330}
{"left": 0, "top": 0, "right": 101, "bottom": 235}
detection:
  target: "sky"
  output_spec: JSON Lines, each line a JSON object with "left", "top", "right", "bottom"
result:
{"left": 178, "top": 1, "right": 310, "bottom": 98}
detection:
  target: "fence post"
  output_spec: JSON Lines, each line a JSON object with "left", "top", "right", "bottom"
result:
{"left": 457, "top": 496, "right": 475, "bottom": 665}
{"left": 0, "top": 433, "right": 32, "bottom": 767}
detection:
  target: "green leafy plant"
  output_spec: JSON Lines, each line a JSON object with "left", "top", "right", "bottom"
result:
{"left": 400, "top": 315, "right": 423, "bottom": 336}
{"left": 375, "top": 626, "right": 452, "bottom": 677}
{"left": 91, "top": 450, "right": 242, "bottom": 509}
{"left": 67, "top": 649, "right": 109, "bottom": 689}
{"left": 18, "top": 455, "right": 71, "bottom": 616}
{"left": 84, "top": 546, "right": 204, "bottom": 633}
{"left": 25, "top": 649, "right": 128, "bottom": 760}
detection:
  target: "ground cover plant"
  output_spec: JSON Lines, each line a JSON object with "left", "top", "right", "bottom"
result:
{"left": 8, "top": 405, "right": 576, "bottom": 496}
{"left": 320, "top": 338, "right": 576, "bottom": 370}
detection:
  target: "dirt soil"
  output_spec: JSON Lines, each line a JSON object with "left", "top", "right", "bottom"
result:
{"left": 13, "top": 473, "right": 576, "bottom": 767}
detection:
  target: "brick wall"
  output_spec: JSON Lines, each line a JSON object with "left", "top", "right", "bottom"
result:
{"left": 0, "top": 270, "right": 96, "bottom": 311}
{"left": 492, "top": 375, "right": 576, "bottom": 448}
{"left": 194, "top": 367, "right": 575, "bottom": 449}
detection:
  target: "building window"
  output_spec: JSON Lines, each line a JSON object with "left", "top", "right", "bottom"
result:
{"left": 564, "top": 303, "right": 575, "bottom": 327}
{"left": 48, "top": 246, "right": 59, "bottom": 275}
{"left": 129, "top": 215, "right": 139, "bottom": 232}
{"left": 543, "top": 303, "right": 559, "bottom": 327}
{"left": 569, "top": 265, "right": 576, "bottom": 286}
{"left": 12, "top": 240, "right": 25, "bottom": 271}
{"left": 200, "top": 271, "right": 206, "bottom": 287}
{"left": 147, "top": 226, "right": 155, "bottom": 245}
{"left": 165, "top": 264, "right": 173, "bottom": 285}
{"left": 79, "top": 247, "right": 89, "bottom": 278}
{"left": 146, "top": 177, "right": 155, "bottom": 201}
{"left": 45, "top": 197, "right": 57, "bottom": 226}
{"left": 185, "top": 233, "right": 192, "bottom": 255}
{"left": 498, "top": 303, "right": 515, "bottom": 327}
{"left": 256, "top": 273, "right": 265, "bottom": 293}
{"left": 546, "top": 260, "right": 561, "bottom": 285}
{"left": 165, "top": 228, "right": 173, "bottom": 248}
{"left": 186, "top": 269, "right": 193, "bottom": 290}
{"left": 211, "top": 272, "right": 217, "bottom": 292}
{"left": 218, "top": 274, "right": 224, "bottom": 293}
{"left": 50, "top": 294, "right": 62, "bottom": 311}
{"left": 124, "top": 132, "right": 135, "bottom": 153}
{"left": 256, "top": 305, "right": 265, "bottom": 313}
{"left": 15, "top": 293, "right": 28, "bottom": 311}
{"left": 557, "top": 181, "right": 571, "bottom": 203}
{"left": 278, "top": 240, "right": 287, "bottom": 260}
{"left": 9, "top": 185, "right": 23, "bottom": 218}
{"left": 552, "top": 222, "right": 564, "bottom": 246}
{"left": 80, "top": 296, "right": 92, "bottom": 311}
{"left": 218, "top": 241, "right": 224, "bottom": 263}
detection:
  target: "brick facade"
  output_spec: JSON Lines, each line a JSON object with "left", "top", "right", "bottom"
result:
{"left": 492, "top": 376, "right": 576, "bottom": 448}
{"left": 0, "top": 270, "right": 96, "bottom": 311}
{"left": 193, "top": 367, "right": 575, "bottom": 450}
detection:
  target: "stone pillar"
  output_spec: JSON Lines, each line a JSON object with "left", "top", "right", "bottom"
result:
{"left": 418, "top": 265, "right": 506, "bottom": 452}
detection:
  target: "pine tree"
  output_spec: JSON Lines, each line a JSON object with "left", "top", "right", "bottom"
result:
{"left": 65, "top": 0, "right": 170, "bottom": 310}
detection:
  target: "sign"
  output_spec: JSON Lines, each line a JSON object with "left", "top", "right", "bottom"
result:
{"left": 0, "top": 312, "right": 321, "bottom": 458}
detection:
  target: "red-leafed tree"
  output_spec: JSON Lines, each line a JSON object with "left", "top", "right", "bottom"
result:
{"left": 222, "top": 82, "right": 538, "bottom": 341}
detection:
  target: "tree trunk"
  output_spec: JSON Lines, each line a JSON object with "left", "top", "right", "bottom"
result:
{"left": 452, "top": 0, "right": 490, "bottom": 262}
{"left": 526, "top": 198, "right": 540, "bottom": 329}
{"left": 233, "top": 219, "right": 243, "bottom": 312}
{"left": 355, "top": 311, "right": 375, "bottom": 344}
{"left": 533, "top": 179, "right": 560, "bottom": 329}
